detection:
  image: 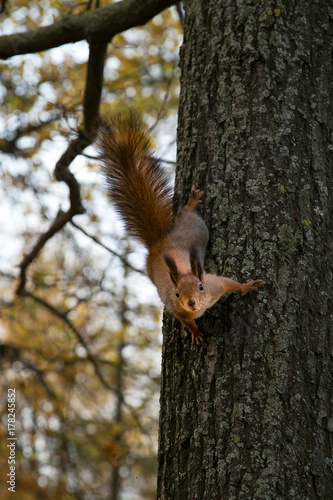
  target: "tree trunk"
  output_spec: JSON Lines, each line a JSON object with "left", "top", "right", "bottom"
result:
{"left": 157, "top": 1, "right": 333, "bottom": 499}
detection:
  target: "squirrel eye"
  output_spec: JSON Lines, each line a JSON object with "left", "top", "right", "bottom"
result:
{"left": 175, "top": 291, "right": 179, "bottom": 298}
{"left": 199, "top": 284, "right": 204, "bottom": 291}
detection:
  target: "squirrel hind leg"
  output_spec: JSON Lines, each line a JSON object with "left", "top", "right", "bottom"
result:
{"left": 186, "top": 186, "right": 204, "bottom": 211}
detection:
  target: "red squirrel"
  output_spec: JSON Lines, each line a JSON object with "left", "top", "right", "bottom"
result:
{"left": 97, "top": 109, "right": 264, "bottom": 344}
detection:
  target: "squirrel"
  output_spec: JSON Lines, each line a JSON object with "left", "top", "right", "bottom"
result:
{"left": 97, "top": 108, "right": 264, "bottom": 345}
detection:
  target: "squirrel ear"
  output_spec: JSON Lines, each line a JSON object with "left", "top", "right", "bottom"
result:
{"left": 190, "top": 246, "right": 204, "bottom": 281}
{"left": 164, "top": 254, "right": 179, "bottom": 286}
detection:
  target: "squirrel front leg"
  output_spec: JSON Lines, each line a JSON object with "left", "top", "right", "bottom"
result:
{"left": 172, "top": 277, "right": 264, "bottom": 345}
{"left": 204, "top": 274, "right": 264, "bottom": 308}
{"left": 177, "top": 316, "right": 204, "bottom": 345}
{"left": 218, "top": 277, "right": 264, "bottom": 294}
{"left": 186, "top": 186, "right": 204, "bottom": 211}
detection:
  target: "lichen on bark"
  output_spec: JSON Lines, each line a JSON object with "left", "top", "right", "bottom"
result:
{"left": 158, "top": 1, "right": 333, "bottom": 499}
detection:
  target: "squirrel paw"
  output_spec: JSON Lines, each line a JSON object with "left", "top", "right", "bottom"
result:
{"left": 243, "top": 279, "right": 265, "bottom": 292}
{"left": 187, "top": 186, "right": 204, "bottom": 211}
{"left": 191, "top": 330, "right": 204, "bottom": 345}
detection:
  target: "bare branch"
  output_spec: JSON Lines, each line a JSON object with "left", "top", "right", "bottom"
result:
{"left": 148, "top": 78, "right": 172, "bottom": 133}
{"left": 0, "top": 112, "right": 63, "bottom": 156}
{"left": 0, "top": 0, "right": 176, "bottom": 60}
{"left": 70, "top": 221, "right": 144, "bottom": 274}
{"left": 13, "top": 291, "right": 153, "bottom": 438}
{"left": 16, "top": 208, "right": 83, "bottom": 296}
{"left": 8, "top": 2, "right": 176, "bottom": 300}
{"left": 18, "top": 289, "right": 122, "bottom": 394}
{"left": 16, "top": 41, "right": 108, "bottom": 298}
{"left": 84, "top": 42, "right": 107, "bottom": 131}
{"left": 0, "top": 0, "right": 7, "bottom": 14}
{"left": 54, "top": 41, "right": 107, "bottom": 190}
{"left": 176, "top": 2, "right": 184, "bottom": 28}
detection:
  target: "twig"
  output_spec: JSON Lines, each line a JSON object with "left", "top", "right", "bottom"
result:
{"left": 148, "top": 78, "right": 172, "bottom": 134}
{"left": 17, "top": 40, "right": 108, "bottom": 296}
{"left": 70, "top": 221, "right": 144, "bottom": 274}
{"left": 176, "top": 2, "right": 184, "bottom": 28}
{"left": 20, "top": 290, "right": 122, "bottom": 393}
{"left": 16, "top": 290, "right": 152, "bottom": 437}
{"left": 17, "top": 208, "right": 83, "bottom": 295}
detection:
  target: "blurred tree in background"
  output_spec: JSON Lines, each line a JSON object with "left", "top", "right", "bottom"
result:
{"left": 0, "top": 1, "right": 181, "bottom": 498}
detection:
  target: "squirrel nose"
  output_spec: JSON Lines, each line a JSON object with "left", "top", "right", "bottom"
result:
{"left": 188, "top": 299, "right": 196, "bottom": 308}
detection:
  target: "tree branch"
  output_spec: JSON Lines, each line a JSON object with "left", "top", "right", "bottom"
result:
{"left": 16, "top": 208, "right": 83, "bottom": 296}
{"left": 70, "top": 221, "right": 144, "bottom": 274}
{"left": 54, "top": 41, "right": 107, "bottom": 190}
{"left": 18, "top": 290, "right": 122, "bottom": 394}
{"left": 13, "top": 291, "right": 153, "bottom": 438}
{"left": 9, "top": 1, "right": 176, "bottom": 298}
{"left": 84, "top": 41, "right": 107, "bottom": 131}
{"left": 0, "top": 112, "right": 62, "bottom": 156}
{"left": 0, "top": 0, "right": 176, "bottom": 60}
{"left": 16, "top": 40, "right": 108, "bottom": 297}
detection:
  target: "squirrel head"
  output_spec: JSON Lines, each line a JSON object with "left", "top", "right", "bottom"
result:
{"left": 164, "top": 248, "right": 206, "bottom": 313}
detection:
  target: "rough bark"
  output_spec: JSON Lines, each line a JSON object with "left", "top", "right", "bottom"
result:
{"left": 158, "top": 1, "right": 333, "bottom": 499}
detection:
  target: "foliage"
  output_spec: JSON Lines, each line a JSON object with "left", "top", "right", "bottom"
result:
{"left": 0, "top": 1, "right": 182, "bottom": 498}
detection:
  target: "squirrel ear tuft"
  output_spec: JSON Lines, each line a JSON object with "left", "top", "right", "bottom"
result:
{"left": 164, "top": 254, "right": 179, "bottom": 286}
{"left": 190, "top": 246, "right": 204, "bottom": 281}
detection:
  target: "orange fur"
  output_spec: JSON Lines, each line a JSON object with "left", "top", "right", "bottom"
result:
{"left": 98, "top": 109, "right": 174, "bottom": 249}
{"left": 98, "top": 109, "right": 264, "bottom": 345}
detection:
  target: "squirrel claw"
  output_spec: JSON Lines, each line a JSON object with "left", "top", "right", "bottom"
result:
{"left": 191, "top": 331, "right": 204, "bottom": 345}
{"left": 244, "top": 279, "right": 265, "bottom": 292}
{"left": 187, "top": 186, "right": 204, "bottom": 211}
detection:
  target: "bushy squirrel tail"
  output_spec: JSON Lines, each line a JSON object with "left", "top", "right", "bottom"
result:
{"left": 97, "top": 108, "right": 174, "bottom": 249}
